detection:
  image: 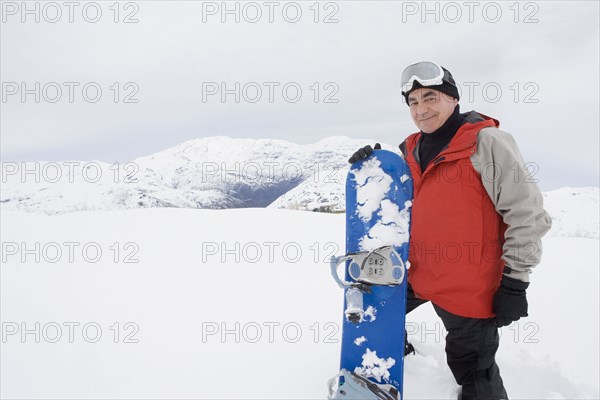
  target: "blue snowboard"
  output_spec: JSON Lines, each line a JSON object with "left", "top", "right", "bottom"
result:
{"left": 336, "top": 150, "right": 413, "bottom": 398}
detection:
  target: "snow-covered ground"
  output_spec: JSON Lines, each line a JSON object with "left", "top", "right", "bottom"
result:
{"left": 1, "top": 203, "right": 598, "bottom": 399}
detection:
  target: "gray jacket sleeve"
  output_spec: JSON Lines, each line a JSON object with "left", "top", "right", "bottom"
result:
{"left": 471, "top": 127, "right": 553, "bottom": 283}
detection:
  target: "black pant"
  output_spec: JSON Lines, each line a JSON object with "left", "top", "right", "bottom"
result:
{"left": 406, "top": 284, "right": 508, "bottom": 400}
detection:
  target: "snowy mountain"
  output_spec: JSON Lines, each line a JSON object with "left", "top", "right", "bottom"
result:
{"left": 267, "top": 161, "right": 348, "bottom": 213}
{"left": 0, "top": 136, "right": 369, "bottom": 214}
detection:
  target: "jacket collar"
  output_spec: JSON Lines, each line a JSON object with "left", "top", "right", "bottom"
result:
{"left": 404, "top": 111, "right": 499, "bottom": 176}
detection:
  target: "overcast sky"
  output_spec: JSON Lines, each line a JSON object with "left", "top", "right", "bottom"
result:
{"left": 1, "top": 1, "right": 599, "bottom": 190}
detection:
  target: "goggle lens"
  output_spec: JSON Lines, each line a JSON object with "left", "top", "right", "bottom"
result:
{"left": 401, "top": 61, "right": 445, "bottom": 93}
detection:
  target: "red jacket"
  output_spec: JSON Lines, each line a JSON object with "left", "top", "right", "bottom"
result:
{"left": 401, "top": 113, "right": 506, "bottom": 318}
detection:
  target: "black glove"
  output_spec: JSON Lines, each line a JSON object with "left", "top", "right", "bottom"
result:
{"left": 493, "top": 275, "right": 529, "bottom": 327}
{"left": 348, "top": 143, "right": 381, "bottom": 164}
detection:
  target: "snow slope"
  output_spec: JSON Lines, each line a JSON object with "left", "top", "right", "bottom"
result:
{"left": 1, "top": 206, "right": 598, "bottom": 399}
{"left": 543, "top": 187, "right": 600, "bottom": 240}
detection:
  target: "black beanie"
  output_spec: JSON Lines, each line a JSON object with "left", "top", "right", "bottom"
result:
{"left": 403, "top": 67, "right": 460, "bottom": 104}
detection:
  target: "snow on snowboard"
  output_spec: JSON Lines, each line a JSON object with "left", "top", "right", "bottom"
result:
{"left": 328, "top": 150, "right": 413, "bottom": 400}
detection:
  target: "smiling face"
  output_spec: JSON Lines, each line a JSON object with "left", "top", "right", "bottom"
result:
{"left": 407, "top": 88, "right": 458, "bottom": 134}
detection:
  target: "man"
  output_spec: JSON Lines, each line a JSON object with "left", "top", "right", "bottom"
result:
{"left": 348, "top": 61, "right": 552, "bottom": 399}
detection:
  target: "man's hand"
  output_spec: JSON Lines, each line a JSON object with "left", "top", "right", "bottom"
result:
{"left": 493, "top": 276, "right": 529, "bottom": 327}
{"left": 348, "top": 143, "right": 381, "bottom": 164}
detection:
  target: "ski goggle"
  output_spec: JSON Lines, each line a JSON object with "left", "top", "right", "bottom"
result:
{"left": 400, "top": 61, "right": 451, "bottom": 94}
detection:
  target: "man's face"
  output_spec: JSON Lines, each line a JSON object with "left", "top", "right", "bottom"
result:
{"left": 407, "top": 88, "right": 458, "bottom": 134}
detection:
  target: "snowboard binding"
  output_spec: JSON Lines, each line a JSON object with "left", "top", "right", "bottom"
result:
{"left": 330, "top": 246, "right": 405, "bottom": 323}
{"left": 327, "top": 369, "right": 400, "bottom": 400}
{"left": 330, "top": 245, "right": 405, "bottom": 288}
